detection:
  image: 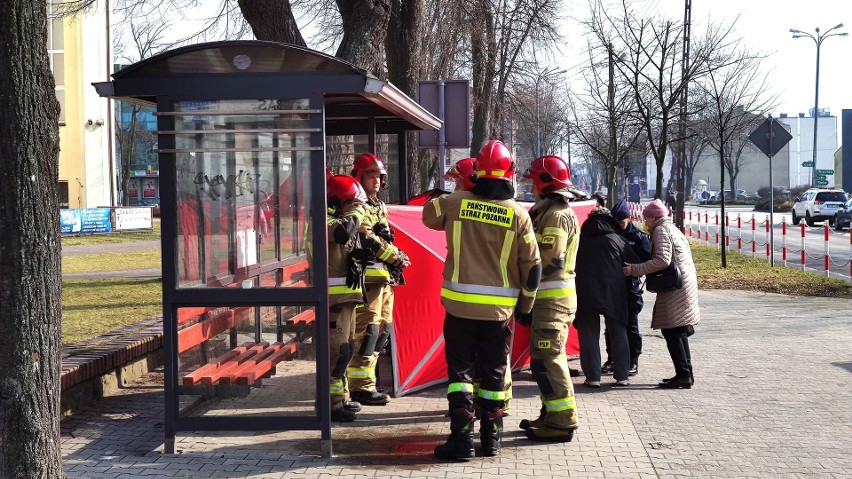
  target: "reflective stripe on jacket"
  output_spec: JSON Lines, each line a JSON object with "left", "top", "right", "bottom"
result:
{"left": 422, "top": 190, "right": 541, "bottom": 320}
{"left": 530, "top": 197, "right": 579, "bottom": 313}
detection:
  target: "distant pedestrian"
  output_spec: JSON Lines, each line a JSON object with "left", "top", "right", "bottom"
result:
{"left": 623, "top": 199, "right": 700, "bottom": 389}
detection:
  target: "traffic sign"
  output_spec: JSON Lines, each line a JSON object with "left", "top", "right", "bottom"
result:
{"left": 802, "top": 161, "right": 814, "bottom": 168}
{"left": 814, "top": 174, "right": 827, "bottom": 180}
{"left": 816, "top": 169, "right": 834, "bottom": 175}
{"left": 815, "top": 179, "right": 829, "bottom": 186}
{"left": 749, "top": 118, "right": 793, "bottom": 157}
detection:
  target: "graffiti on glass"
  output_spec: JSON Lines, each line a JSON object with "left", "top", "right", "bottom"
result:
{"left": 193, "top": 170, "right": 257, "bottom": 200}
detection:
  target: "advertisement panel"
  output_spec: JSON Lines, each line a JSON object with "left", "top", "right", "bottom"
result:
{"left": 115, "top": 207, "right": 153, "bottom": 230}
{"left": 60, "top": 208, "right": 112, "bottom": 235}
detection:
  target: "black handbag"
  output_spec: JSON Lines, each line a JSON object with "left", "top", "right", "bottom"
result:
{"left": 644, "top": 226, "right": 683, "bottom": 293}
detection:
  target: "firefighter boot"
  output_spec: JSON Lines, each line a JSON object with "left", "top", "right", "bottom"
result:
{"left": 434, "top": 409, "right": 475, "bottom": 460}
{"left": 519, "top": 404, "right": 546, "bottom": 430}
{"left": 480, "top": 411, "right": 504, "bottom": 457}
{"left": 525, "top": 410, "right": 578, "bottom": 443}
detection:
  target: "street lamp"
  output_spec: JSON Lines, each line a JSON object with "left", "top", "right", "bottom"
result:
{"left": 517, "top": 66, "right": 567, "bottom": 158}
{"left": 790, "top": 24, "right": 848, "bottom": 185}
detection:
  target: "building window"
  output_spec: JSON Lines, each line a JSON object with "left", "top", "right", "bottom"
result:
{"left": 47, "top": 3, "right": 65, "bottom": 124}
{"left": 58, "top": 180, "right": 69, "bottom": 208}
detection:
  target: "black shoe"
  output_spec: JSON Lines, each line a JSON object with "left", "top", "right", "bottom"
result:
{"left": 343, "top": 400, "right": 362, "bottom": 412}
{"left": 569, "top": 368, "right": 584, "bottom": 377}
{"left": 480, "top": 413, "right": 503, "bottom": 457}
{"left": 628, "top": 361, "right": 638, "bottom": 377}
{"left": 330, "top": 407, "right": 356, "bottom": 422}
{"left": 658, "top": 376, "right": 693, "bottom": 389}
{"left": 351, "top": 390, "right": 390, "bottom": 405}
{"left": 601, "top": 360, "right": 613, "bottom": 375}
{"left": 434, "top": 429, "right": 475, "bottom": 460}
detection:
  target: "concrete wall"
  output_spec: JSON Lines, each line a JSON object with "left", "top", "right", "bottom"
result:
{"left": 57, "top": 0, "right": 114, "bottom": 208}
{"left": 691, "top": 140, "right": 791, "bottom": 196}
{"left": 777, "top": 115, "right": 838, "bottom": 187}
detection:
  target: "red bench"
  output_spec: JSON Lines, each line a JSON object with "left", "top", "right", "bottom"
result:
{"left": 176, "top": 260, "right": 316, "bottom": 392}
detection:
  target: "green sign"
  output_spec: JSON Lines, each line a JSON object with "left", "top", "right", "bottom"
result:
{"left": 802, "top": 161, "right": 814, "bottom": 167}
{"left": 815, "top": 174, "right": 827, "bottom": 179}
{"left": 816, "top": 169, "right": 834, "bottom": 175}
{"left": 815, "top": 179, "right": 829, "bottom": 186}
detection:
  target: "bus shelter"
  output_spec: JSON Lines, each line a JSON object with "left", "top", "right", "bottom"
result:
{"left": 94, "top": 40, "right": 440, "bottom": 456}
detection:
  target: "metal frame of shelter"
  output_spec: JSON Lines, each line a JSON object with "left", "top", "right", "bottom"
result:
{"left": 94, "top": 40, "right": 440, "bottom": 457}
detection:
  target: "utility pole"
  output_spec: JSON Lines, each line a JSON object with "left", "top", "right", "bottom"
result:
{"left": 607, "top": 42, "right": 617, "bottom": 208}
{"left": 675, "top": 0, "right": 692, "bottom": 230}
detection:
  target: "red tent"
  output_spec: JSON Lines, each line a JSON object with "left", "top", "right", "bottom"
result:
{"left": 387, "top": 199, "right": 597, "bottom": 396}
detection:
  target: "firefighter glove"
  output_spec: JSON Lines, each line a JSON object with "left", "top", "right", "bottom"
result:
{"left": 514, "top": 309, "right": 533, "bottom": 327}
{"left": 346, "top": 254, "right": 366, "bottom": 291}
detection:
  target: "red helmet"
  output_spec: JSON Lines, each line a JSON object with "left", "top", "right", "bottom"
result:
{"left": 327, "top": 174, "right": 367, "bottom": 207}
{"left": 443, "top": 157, "right": 477, "bottom": 191}
{"left": 351, "top": 152, "right": 387, "bottom": 184}
{"left": 474, "top": 140, "right": 514, "bottom": 182}
{"left": 523, "top": 155, "right": 573, "bottom": 195}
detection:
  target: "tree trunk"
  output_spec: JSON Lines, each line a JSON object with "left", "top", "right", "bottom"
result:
{"left": 386, "top": 0, "right": 424, "bottom": 196}
{"left": 335, "top": 0, "right": 391, "bottom": 76}
{"left": 237, "top": 0, "right": 306, "bottom": 46}
{"left": 122, "top": 107, "right": 140, "bottom": 206}
{"left": 0, "top": 0, "right": 65, "bottom": 477}
{"left": 719, "top": 148, "right": 727, "bottom": 268}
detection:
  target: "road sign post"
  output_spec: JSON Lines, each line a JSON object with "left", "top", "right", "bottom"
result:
{"left": 749, "top": 116, "right": 793, "bottom": 266}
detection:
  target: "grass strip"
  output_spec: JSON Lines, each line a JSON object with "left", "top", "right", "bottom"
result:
{"left": 61, "top": 219, "right": 161, "bottom": 246}
{"left": 691, "top": 243, "right": 852, "bottom": 298}
{"left": 62, "top": 249, "right": 161, "bottom": 274}
{"left": 62, "top": 278, "right": 162, "bottom": 346}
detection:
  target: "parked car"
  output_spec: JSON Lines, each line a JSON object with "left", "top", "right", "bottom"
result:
{"left": 723, "top": 189, "right": 748, "bottom": 200}
{"left": 791, "top": 188, "right": 849, "bottom": 226}
{"left": 834, "top": 198, "right": 852, "bottom": 231}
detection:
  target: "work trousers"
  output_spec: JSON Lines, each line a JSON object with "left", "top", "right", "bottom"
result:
{"left": 661, "top": 325, "right": 695, "bottom": 379}
{"left": 329, "top": 304, "right": 356, "bottom": 409}
{"left": 575, "top": 308, "right": 630, "bottom": 382}
{"left": 444, "top": 313, "right": 510, "bottom": 415}
{"left": 530, "top": 308, "right": 577, "bottom": 428}
{"left": 347, "top": 283, "right": 394, "bottom": 393}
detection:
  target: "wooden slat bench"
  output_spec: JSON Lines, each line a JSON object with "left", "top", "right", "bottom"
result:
{"left": 178, "top": 308, "right": 300, "bottom": 393}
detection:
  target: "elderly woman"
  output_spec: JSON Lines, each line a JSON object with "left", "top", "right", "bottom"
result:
{"left": 622, "top": 199, "right": 700, "bottom": 389}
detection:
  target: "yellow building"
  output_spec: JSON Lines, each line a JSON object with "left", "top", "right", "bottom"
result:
{"left": 51, "top": 0, "right": 114, "bottom": 209}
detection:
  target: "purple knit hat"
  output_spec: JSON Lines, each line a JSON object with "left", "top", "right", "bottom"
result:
{"left": 643, "top": 199, "right": 668, "bottom": 218}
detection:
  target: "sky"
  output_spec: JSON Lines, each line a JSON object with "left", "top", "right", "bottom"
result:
{"left": 134, "top": 0, "right": 852, "bottom": 144}
{"left": 559, "top": 0, "right": 852, "bottom": 143}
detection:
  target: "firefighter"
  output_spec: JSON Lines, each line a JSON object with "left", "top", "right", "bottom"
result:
{"left": 443, "top": 157, "right": 477, "bottom": 192}
{"left": 517, "top": 155, "right": 581, "bottom": 442}
{"left": 446, "top": 157, "right": 516, "bottom": 416}
{"left": 347, "top": 153, "right": 411, "bottom": 406}
{"left": 423, "top": 140, "right": 541, "bottom": 459}
{"left": 323, "top": 175, "right": 373, "bottom": 421}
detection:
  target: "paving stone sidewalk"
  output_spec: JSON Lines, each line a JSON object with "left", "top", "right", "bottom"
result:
{"left": 60, "top": 289, "right": 852, "bottom": 478}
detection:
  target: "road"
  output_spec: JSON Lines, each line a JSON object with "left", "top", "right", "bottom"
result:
{"left": 682, "top": 206, "right": 851, "bottom": 281}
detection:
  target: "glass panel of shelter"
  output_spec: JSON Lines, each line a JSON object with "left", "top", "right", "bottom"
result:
{"left": 167, "top": 98, "right": 322, "bottom": 419}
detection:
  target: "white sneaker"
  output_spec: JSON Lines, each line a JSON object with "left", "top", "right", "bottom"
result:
{"left": 614, "top": 379, "right": 630, "bottom": 387}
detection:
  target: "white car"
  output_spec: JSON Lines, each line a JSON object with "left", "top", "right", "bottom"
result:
{"left": 791, "top": 188, "right": 849, "bottom": 226}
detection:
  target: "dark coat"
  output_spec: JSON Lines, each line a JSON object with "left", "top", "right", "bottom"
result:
{"left": 575, "top": 213, "right": 640, "bottom": 322}
{"left": 622, "top": 221, "right": 652, "bottom": 299}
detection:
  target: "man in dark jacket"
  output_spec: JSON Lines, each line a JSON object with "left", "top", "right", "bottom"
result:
{"left": 601, "top": 199, "right": 652, "bottom": 376}
{"left": 574, "top": 208, "right": 639, "bottom": 386}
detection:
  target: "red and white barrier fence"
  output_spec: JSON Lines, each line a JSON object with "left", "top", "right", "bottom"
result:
{"left": 628, "top": 202, "right": 852, "bottom": 283}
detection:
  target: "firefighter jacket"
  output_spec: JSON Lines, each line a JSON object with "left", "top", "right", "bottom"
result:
{"left": 529, "top": 196, "right": 579, "bottom": 314}
{"left": 422, "top": 190, "right": 541, "bottom": 321}
{"left": 357, "top": 199, "right": 406, "bottom": 286}
{"left": 306, "top": 205, "right": 365, "bottom": 307}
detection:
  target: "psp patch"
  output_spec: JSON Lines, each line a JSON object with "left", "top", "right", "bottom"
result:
{"left": 459, "top": 199, "right": 515, "bottom": 228}
{"left": 537, "top": 340, "right": 551, "bottom": 349}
